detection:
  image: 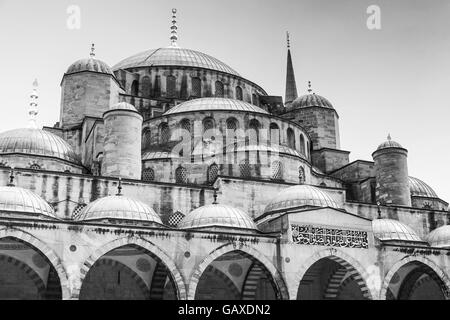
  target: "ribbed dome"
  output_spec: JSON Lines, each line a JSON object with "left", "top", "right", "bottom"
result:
{"left": 178, "top": 204, "right": 257, "bottom": 231}
{"left": 66, "top": 57, "right": 113, "bottom": 76}
{"left": 75, "top": 195, "right": 162, "bottom": 224}
{"left": 0, "top": 186, "right": 56, "bottom": 219}
{"left": 113, "top": 47, "right": 240, "bottom": 76}
{"left": 372, "top": 219, "right": 422, "bottom": 242}
{"left": 409, "top": 176, "right": 438, "bottom": 198}
{"left": 264, "top": 185, "right": 340, "bottom": 213}
{"left": 427, "top": 225, "right": 450, "bottom": 248}
{"left": 376, "top": 136, "right": 404, "bottom": 151}
{"left": 164, "top": 98, "right": 268, "bottom": 115}
{"left": 291, "top": 94, "right": 334, "bottom": 109}
{"left": 0, "top": 128, "right": 80, "bottom": 164}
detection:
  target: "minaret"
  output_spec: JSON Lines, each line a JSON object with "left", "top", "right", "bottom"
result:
{"left": 170, "top": 8, "right": 179, "bottom": 47}
{"left": 28, "top": 79, "right": 39, "bottom": 129}
{"left": 285, "top": 32, "right": 298, "bottom": 106}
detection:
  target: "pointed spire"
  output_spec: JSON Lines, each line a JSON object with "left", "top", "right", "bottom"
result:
{"left": 28, "top": 79, "right": 39, "bottom": 129}
{"left": 116, "top": 178, "right": 123, "bottom": 196}
{"left": 170, "top": 8, "right": 179, "bottom": 47}
{"left": 285, "top": 32, "right": 298, "bottom": 105}
{"left": 7, "top": 167, "right": 15, "bottom": 187}
{"left": 90, "top": 43, "right": 95, "bottom": 58}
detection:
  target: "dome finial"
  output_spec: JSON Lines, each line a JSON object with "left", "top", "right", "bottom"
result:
{"left": 307, "top": 81, "right": 313, "bottom": 94}
{"left": 7, "top": 167, "right": 15, "bottom": 187}
{"left": 28, "top": 79, "right": 39, "bottom": 129}
{"left": 376, "top": 201, "right": 382, "bottom": 219}
{"left": 116, "top": 177, "right": 123, "bottom": 196}
{"left": 213, "top": 188, "right": 218, "bottom": 204}
{"left": 170, "top": 8, "right": 179, "bottom": 47}
{"left": 286, "top": 31, "right": 290, "bottom": 49}
{"left": 387, "top": 133, "right": 391, "bottom": 141}
{"left": 90, "top": 43, "right": 95, "bottom": 58}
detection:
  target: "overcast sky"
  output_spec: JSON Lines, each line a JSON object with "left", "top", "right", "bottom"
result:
{"left": 0, "top": 0, "right": 449, "bottom": 200}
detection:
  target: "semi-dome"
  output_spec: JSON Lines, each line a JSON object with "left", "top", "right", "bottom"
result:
{"left": 164, "top": 98, "right": 269, "bottom": 116}
{"left": 178, "top": 204, "right": 257, "bottom": 231}
{"left": 264, "top": 185, "right": 340, "bottom": 213}
{"left": 409, "top": 176, "right": 438, "bottom": 198}
{"left": 0, "top": 128, "right": 80, "bottom": 164}
{"left": 66, "top": 57, "right": 114, "bottom": 76}
{"left": 427, "top": 225, "right": 450, "bottom": 248}
{"left": 372, "top": 219, "right": 423, "bottom": 242}
{"left": 291, "top": 94, "right": 334, "bottom": 109}
{"left": 0, "top": 186, "right": 56, "bottom": 219}
{"left": 75, "top": 195, "right": 162, "bottom": 225}
{"left": 113, "top": 47, "right": 240, "bottom": 77}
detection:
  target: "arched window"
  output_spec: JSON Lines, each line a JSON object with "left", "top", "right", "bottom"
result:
{"left": 235, "top": 86, "right": 243, "bottom": 101}
{"left": 320, "top": 182, "right": 327, "bottom": 187}
{"left": 180, "top": 119, "right": 190, "bottom": 133}
{"left": 191, "top": 77, "right": 201, "bottom": 97}
{"left": 271, "top": 161, "right": 283, "bottom": 180}
{"left": 30, "top": 164, "right": 41, "bottom": 170}
{"left": 142, "top": 168, "right": 155, "bottom": 182}
{"left": 207, "top": 163, "right": 219, "bottom": 184}
{"left": 141, "top": 76, "right": 151, "bottom": 97}
{"left": 167, "top": 211, "right": 185, "bottom": 227}
{"left": 72, "top": 203, "right": 87, "bottom": 219}
{"left": 226, "top": 118, "right": 238, "bottom": 132}
{"left": 166, "top": 75, "right": 176, "bottom": 98}
{"left": 142, "top": 128, "right": 151, "bottom": 149}
{"left": 248, "top": 119, "right": 260, "bottom": 144}
{"left": 239, "top": 159, "right": 251, "bottom": 178}
{"left": 270, "top": 123, "right": 280, "bottom": 145}
{"left": 300, "top": 134, "right": 306, "bottom": 155}
{"left": 131, "top": 80, "right": 139, "bottom": 96}
{"left": 287, "top": 128, "right": 295, "bottom": 149}
{"left": 203, "top": 117, "right": 215, "bottom": 133}
{"left": 175, "top": 166, "right": 188, "bottom": 184}
{"left": 154, "top": 75, "right": 161, "bottom": 97}
{"left": 159, "top": 122, "right": 170, "bottom": 144}
{"left": 215, "top": 81, "right": 224, "bottom": 97}
{"left": 299, "top": 166, "right": 305, "bottom": 184}
{"left": 252, "top": 93, "right": 259, "bottom": 106}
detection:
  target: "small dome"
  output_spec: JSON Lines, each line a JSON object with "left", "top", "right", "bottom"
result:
{"left": 372, "top": 219, "right": 423, "bottom": 242}
{"left": 291, "top": 94, "right": 334, "bottom": 109}
{"left": 0, "top": 128, "right": 80, "bottom": 164}
{"left": 75, "top": 195, "right": 162, "bottom": 225}
{"left": 427, "top": 225, "right": 450, "bottom": 248}
{"left": 178, "top": 204, "right": 258, "bottom": 231}
{"left": 66, "top": 57, "right": 113, "bottom": 76}
{"left": 113, "top": 47, "right": 240, "bottom": 77}
{"left": 409, "top": 176, "right": 438, "bottom": 198}
{"left": 264, "top": 185, "right": 340, "bottom": 213}
{"left": 0, "top": 186, "right": 56, "bottom": 219}
{"left": 164, "top": 98, "right": 269, "bottom": 116}
{"left": 376, "top": 135, "right": 404, "bottom": 151}
{"left": 109, "top": 102, "right": 138, "bottom": 112}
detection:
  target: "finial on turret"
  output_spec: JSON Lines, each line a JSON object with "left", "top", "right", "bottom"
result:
{"left": 287, "top": 31, "right": 290, "bottom": 49}
{"left": 116, "top": 178, "right": 123, "bottom": 196}
{"left": 28, "top": 79, "right": 39, "bottom": 129}
{"left": 387, "top": 134, "right": 391, "bottom": 141}
{"left": 7, "top": 167, "right": 15, "bottom": 187}
{"left": 376, "top": 201, "right": 382, "bottom": 219}
{"left": 212, "top": 188, "right": 218, "bottom": 204}
{"left": 90, "top": 43, "right": 95, "bottom": 58}
{"left": 307, "top": 81, "right": 313, "bottom": 94}
{"left": 170, "top": 8, "right": 178, "bottom": 47}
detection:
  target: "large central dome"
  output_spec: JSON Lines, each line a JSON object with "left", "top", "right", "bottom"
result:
{"left": 112, "top": 47, "right": 240, "bottom": 77}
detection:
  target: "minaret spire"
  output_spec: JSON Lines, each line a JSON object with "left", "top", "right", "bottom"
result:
{"left": 28, "top": 79, "right": 39, "bottom": 129}
{"left": 285, "top": 32, "right": 298, "bottom": 106}
{"left": 170, "top": 8, "right": 179, "bottom": 47}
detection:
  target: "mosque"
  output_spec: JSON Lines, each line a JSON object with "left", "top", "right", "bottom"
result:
{"left": 0, "top": 9, "right": 449, "bottom": 300}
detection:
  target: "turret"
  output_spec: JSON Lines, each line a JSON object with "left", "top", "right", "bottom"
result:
{"left": 372, "top": 135, "right": 411, "bottom": 207}
{"left": 101, "top": 102, "right": 142, "bottom": 179}
{"left": 59, "top": 44, "right": 121, "bottom": 128}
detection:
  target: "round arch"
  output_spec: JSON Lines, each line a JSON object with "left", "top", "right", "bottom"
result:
{"left": 76, "top": 236, "right": 186, "bottom": 300}
{"left": 292, "top": 248, "right": 375, "bottom": 300}
{"left": 0, "top": 227, "right": 70, "bottom": 299}
{"left": 187, "top": 243, "right": 289, "bottom": 300}
{"left": 380, "top": 256, "right": 450, "bottom": 300}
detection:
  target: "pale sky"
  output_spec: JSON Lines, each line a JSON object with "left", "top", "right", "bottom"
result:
{"left": 0, "top": 0, "right": 449, "bottom": 200}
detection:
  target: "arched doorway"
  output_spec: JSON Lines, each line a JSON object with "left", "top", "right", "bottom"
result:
{"left": 297, "top": 257, "right": 371, "bottom": 300}
{"left": 194, "top": 250, "right": 280, "bottom": 300}
{"left": 79, "top": 244, "right": 178, "bottom": 300}
{"left": 0, "top": 237, "right": 62, "bottom": 300}
{"left": 385, "top": 261, "right": 448, "bottom": 300}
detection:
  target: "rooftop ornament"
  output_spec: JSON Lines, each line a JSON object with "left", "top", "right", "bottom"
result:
{"left": 90, "top": 43, "right": 95, "bottom": 58}
{"left": 28, "top": 79, "right": 39, "bottom": 129}
{"left": 116, "top": 177, "right": 123, "bottom": 196}
{"left": 7, "top": 168, "right": 15, "bottom": 187}
{"left": 170, "top": 8, "right": 178, "bottom": 47}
